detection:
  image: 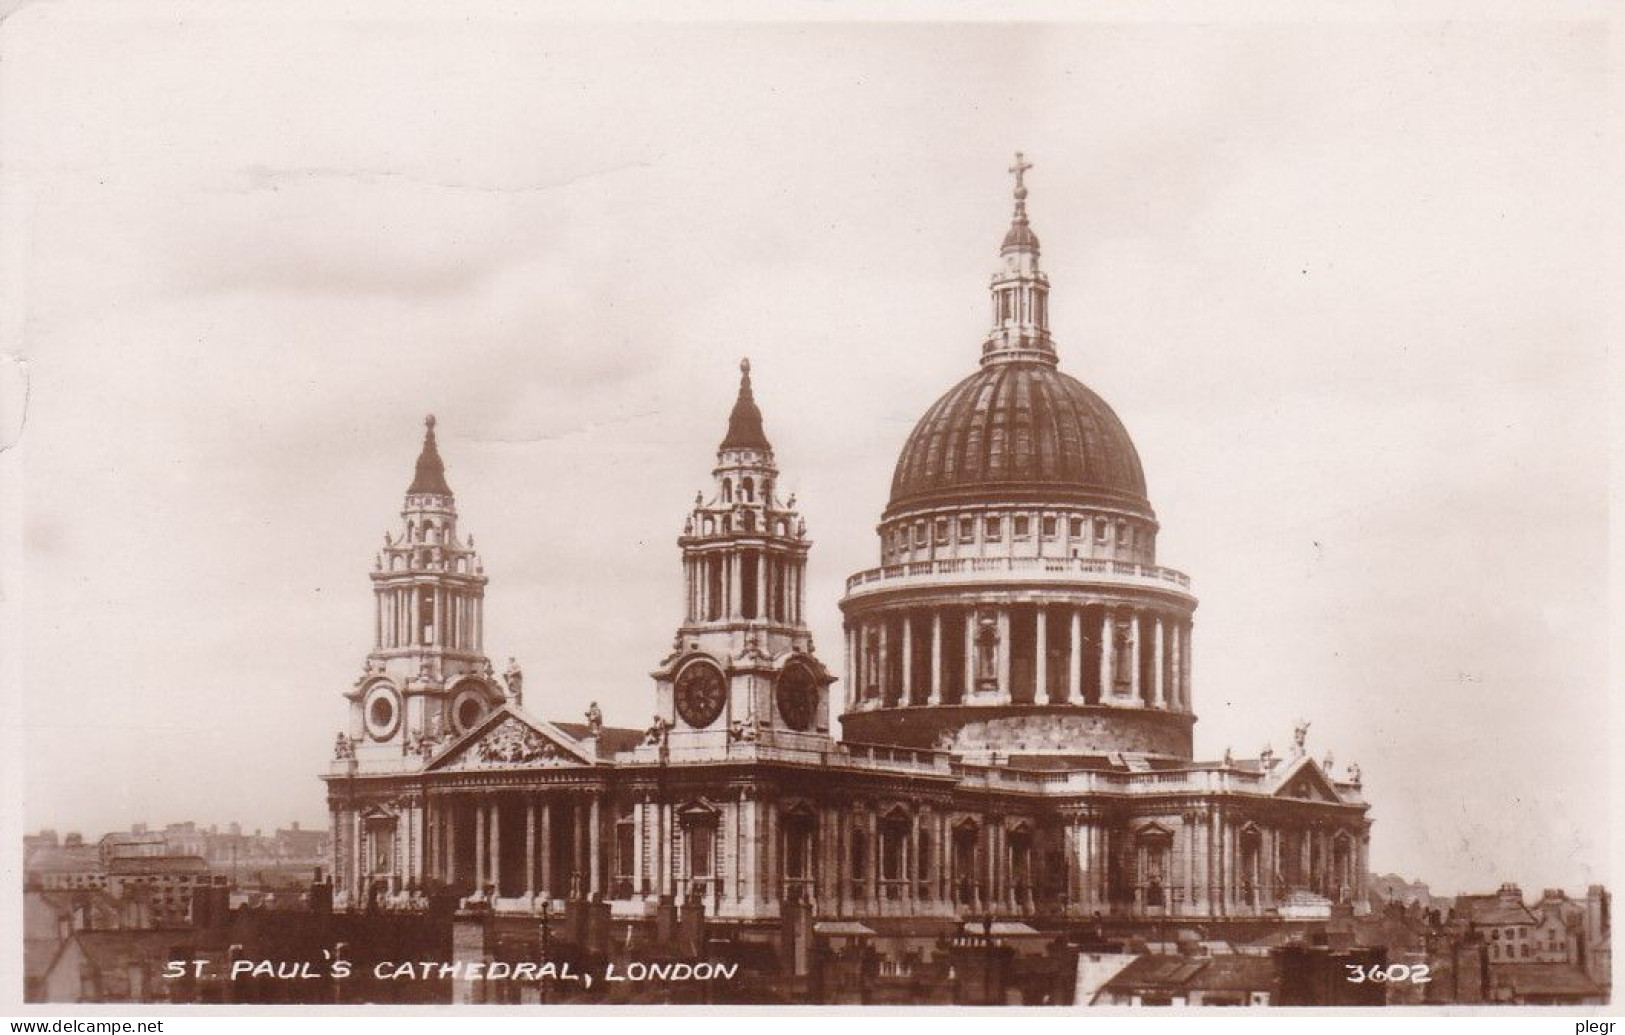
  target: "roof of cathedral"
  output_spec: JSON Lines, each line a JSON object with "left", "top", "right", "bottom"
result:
{"left": 408, "top": 415, "right": 453, "bottom": 496}
{"left": 553, "top": 721, "right": 645, "bottom": 755}
{"left": 886, "top": 360, "right": 1151, "bottom": 518}
{"left": 719, "top": 359, "right": 771, "bottom": 452}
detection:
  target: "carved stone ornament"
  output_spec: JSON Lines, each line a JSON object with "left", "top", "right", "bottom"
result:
{"left": 473, "top": 717, "right": 558, "bottom": 766}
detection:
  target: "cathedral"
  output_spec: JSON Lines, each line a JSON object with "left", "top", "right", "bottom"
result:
{"left": 323, "top": 156, "right": 1373, "bottom": 948}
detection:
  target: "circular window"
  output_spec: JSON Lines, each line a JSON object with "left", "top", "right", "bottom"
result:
{"left": 450, "top": 683, "right": 489, "bottom": 735}
{"left": 674, "top": 659, "right": 727, "bottom": 729}
{"left": 362, "top": 684, "right": 401, "bottom": 741}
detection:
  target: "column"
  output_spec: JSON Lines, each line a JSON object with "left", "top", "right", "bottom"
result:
{"left": 1068, "top": 608, "right": 1083, "bottom": 703}
{"left": 728, "top": 554, "right": 741, "bottom": 619}
{"left": 901, "top": 613, "right": 914, "bottom": 705}
{"left": 1034, "top": 604, "right": 1048, "bottom": 703}
{"left": 1357, "top": 837, "right": 1369, "bottom": 904}
{"left": 868, "top": 811, "right": 880, "bottom": 908}
{"left": 525, "top": 801, "right": 536, "bottom": 900}
{"left": 574, "top": 800, "right": 587, "bottom": 889}
{"left": 764, "top": 802, "right": 778, "bottom": 904}
{"left": 1300, "top": 828, "right": 1311, "bottom": 890}
{"left": 756, "top": 551, "right": 767, "bottom": 620}
{"left": 877, "top": 620, "right": 890, "bottom": 701}
{"left": 633, "top": 799, "right": 647, "bottom": 899}
{"left": 1129, "top": 610, "right": 1143, "bottom": 704}
{"left": 1098, "top": 826, "right": 1110, "bottom": 907}
{"left": 964, "top": 611, "right": 976, "bottom": 693}
{"left": 1185, "top": 815, "right": 1198, "bottom": 915}
{"left": 1152, "top": 616, "right": 1166, "bottom": 708}
{"left": 490, "top": 801, "right": 502, "bottom": 896}
{"left": 446, "top": 803, "right": 458, "bottom": 893}
{"left": 1169, "top": 618, "right": 1183, "bottom": 709}
{"left": 1064, "top": 821, "right": 1078, "bottom": 909}
{"left": 1181, "top": 623, "right": 1192, "bottom": 708}
{"left": 910, "top": 812, "right": 923, "bottom": 903}
{"left": 1099, "top": 607, "right": 1115, "bottom": 703}
{"left": 740, "top": 792, "right": 756, "bottom": 905}
{"left": 665, "top": 801, "right": 677, "bottom": 898}
{"left": 474, "top": 804, "right": 487, "bottom": 896}
{"left": 1208, "top": 810, "right": 1221, "bottom": 917}
{"left": 935, "top": 813, "right": 948, "bottom": 902}
{"left": 540, "top": 801, "right": 552, "bottom": 900}
{"left": 996, "top": 609, "right": 1012, "bottom": 702}
{"left": 929, "top": 611, "right": 943, "bottom": 706}
{"left": 589, "top": 793, "right": 602, "bottom": 897}
{"left": 845, "top": 624, "right": 857, "bottom": 707}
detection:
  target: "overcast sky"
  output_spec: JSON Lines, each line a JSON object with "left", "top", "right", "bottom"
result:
{"left": 2, "top": 5, "right": 1611, "bottom": 897}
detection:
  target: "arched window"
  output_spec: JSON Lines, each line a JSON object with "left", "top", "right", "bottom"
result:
{"left": 722, "top": 479, "right": 733, "bottom": 503}
{"left": 742, "top": 477, "right": 754, "bottom": 501}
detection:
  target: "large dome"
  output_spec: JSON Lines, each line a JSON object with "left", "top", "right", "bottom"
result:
{"left": 886, "top": 360, "right": 1152, "bottom": 521}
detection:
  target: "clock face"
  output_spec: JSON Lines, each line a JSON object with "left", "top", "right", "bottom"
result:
{"left": 675, "top": 660, "right": 727, "bottom": 728}
{"left": 776, "top": 660, "right": 819, "bottom": 732}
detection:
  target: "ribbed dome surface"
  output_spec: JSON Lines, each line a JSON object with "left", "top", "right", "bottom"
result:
{"left": 887, "top": 361, "right": 1150, "bottom": 518}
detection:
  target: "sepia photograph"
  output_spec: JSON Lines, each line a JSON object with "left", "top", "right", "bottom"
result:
{"left": 1, "top": 1, "right": 1615, "bottom": 1018}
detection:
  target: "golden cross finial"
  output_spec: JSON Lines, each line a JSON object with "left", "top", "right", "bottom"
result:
{"left": 1009, "top": 151, "right": 1032, "bottom": 199}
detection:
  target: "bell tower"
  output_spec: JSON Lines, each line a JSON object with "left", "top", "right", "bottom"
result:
{"left": 344, "top": 416, "right": 506, "bottom": 764}
{"left": 649, "top": 361, "right": 833, "bottom": 754}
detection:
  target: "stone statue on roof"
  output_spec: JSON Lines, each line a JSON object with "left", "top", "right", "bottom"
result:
{"left": 1291, "top": 719, "right": 1310, "bottom": 757}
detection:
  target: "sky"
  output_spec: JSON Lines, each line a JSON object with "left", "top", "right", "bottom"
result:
{"left": 1, "top": 5, "right": 1612, "bottom": 897}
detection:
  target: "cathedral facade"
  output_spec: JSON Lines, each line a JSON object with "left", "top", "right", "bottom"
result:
{"left": 323, "top": 158, "right": 1372, "bottom": 941}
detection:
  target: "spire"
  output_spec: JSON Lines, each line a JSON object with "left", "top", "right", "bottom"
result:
{"left": 719, "top": 358, "right": 772, "bottom": 452}
{"left": 408, "top": 414, "right": 453, "bottom": 496}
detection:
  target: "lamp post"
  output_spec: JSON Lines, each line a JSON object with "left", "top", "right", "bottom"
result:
{"left": 538, "top": 900, "right": 552, "bottom": 1004}
{"left": 982, "top": 914, "right": 995, "bottom": 1005}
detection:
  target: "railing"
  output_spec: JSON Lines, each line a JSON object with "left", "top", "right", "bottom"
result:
{"left": 844, "top": 555, "right": 1192, "bottom": 593}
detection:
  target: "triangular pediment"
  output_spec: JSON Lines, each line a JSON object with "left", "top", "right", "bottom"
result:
{"left": 426, "top": 706, "right": 593, "bottom": 771}
{"left": 1272, "top": 756, "right": 1344, "bottom": 802}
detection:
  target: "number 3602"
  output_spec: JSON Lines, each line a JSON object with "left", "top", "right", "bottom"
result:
{"left": 1345, "top": 963, "right": 1431, "bottom": 984}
